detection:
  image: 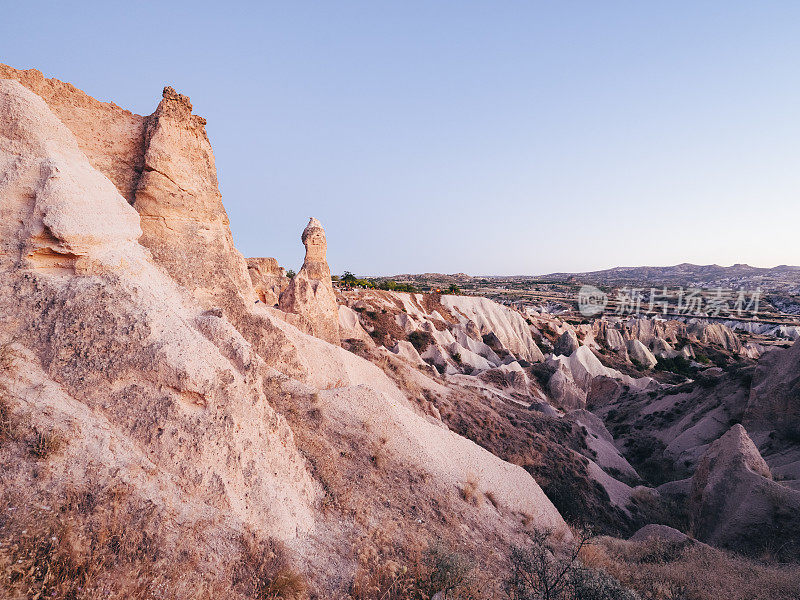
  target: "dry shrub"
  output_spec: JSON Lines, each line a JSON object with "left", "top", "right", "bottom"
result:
{"left": 460, "top": 473, "right": 481, "bottom": 505}
{"left": 0, "top": 339, "right": 17, "bottom": 371}
{"left": 407, "top": 330, "right": 435, "bottom": 353}
{"left": 0, "top": 483, "right": 172, "bottom": 600}
{"left": 587, "top": 536, "right": 800, "bottom": 600}
{"left": 420, "top": 293, "right": 458, "bottom": 325}
{"left": 0, "top": 394, "right": 11, "bottom": 441}
{"left": 351, "top": 527, "right": 419, "bottom": 600}
{"left": 27, "top": 426, "right": 65, "bottom": 458}
{"left": 234, "top": 533, "right": 307, "bottom": 600}
{"left": 296, "top": 428, "right": 347, "bottom": 509}
{"left": 505, "top": 526, "right": 636, "bottom": 600}
{"left": 0, "top": 470, "right": 312, "bottom": 600}
{"left": 0, "top": 340, "right": 17, "bottom": 440}
{"left": 351, "top": 536, "right": 486, "bottom": 600}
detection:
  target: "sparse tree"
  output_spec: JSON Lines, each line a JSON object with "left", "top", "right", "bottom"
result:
{"left": 507, "top": 526, "right": 597, "bottom": 600}
{"left": 342, "top": 271, "right": 357, "bottom": 286}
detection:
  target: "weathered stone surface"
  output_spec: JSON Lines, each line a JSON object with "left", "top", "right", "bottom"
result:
{"left": 627, "top": 339, "right": 658, "bottom": 369}
{"left": 439, "top": 295, "right": 545, "bottom": 363}
{"left": 0, "top": 68, "right": 577, "bottom": 593}
{"left": 248, "top": 257, "right": 287, "bottom": 306}
{"left": 134, "top": 86, "right": 256, "bottom": 311}
{"left": 553, "top": 328, "right": 579, "bottom": 356}
{"left": 650, "top": 336, "right": 674, "bottom": 358}
{"left": 279, "top": 218, "right": 341, "bottom": 345}
{"left": 0, "top": 79, "right": 319, "bottom": 542}
{"left": 0, "top": 64, "right": 146, "bottom": 202}
{"left": 605, "top": 327, "right": 627, "bottom": 354}
{"left": 745, "top": 339, "right": 800, "bottom": 436}
{"left": 629, "top": 524, "right": 693, "bottom": 544}
{"left": 689, "top": 424, "right": 800, "bottom": 552}
{"left": 687, "top": 321, "right": 742, "bottom": 353}
{"left": 0, "top": 80, "right": 143, "bottom": 274}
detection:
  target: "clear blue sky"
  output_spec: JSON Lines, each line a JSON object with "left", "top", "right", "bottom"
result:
{"left": 3, "top": 1, "right": 799, "bottom": 275}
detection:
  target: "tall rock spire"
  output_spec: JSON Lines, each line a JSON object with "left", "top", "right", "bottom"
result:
{"left": 279, "top": 218, "right": 341, "bottom": 345}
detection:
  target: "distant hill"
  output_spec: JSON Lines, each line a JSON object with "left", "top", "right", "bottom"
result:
{"left": 541, "top": 263, "right": 800, "bottom": 291}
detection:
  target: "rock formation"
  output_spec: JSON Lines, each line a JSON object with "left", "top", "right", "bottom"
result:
{"left": 1, "top": 66, "right": 574, "bottom": 597}
{"left": 134, "top": 86, "right": 257, "bottom": 312}
{"left": 554, "top": 328, "right": 580, "bottom": 356}
{"left": 689, "top": 424, "right": 800, "bottom": 553}
{"left": 745, "top": 339, "right": 800, "bottom": 437}
{"left": 627, "top": 339, "right": 658, "bottom": 369}
{"left": 0, "top": 78, "right": 318, "bottom": 541}
{"left": 247, "top": 256, "right": 288, "bottom": 305}
{"left": 279, "top": 218, "right": 341, "bottom": 345}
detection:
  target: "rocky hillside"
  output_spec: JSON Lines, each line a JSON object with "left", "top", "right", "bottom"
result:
{"left": 544, "top": 263, "right": 800, "bottom": 291}
{"left": 1, "top": 65, "right": 799, "bottom": 599}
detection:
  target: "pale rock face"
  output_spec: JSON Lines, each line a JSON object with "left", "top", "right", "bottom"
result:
{"left": 396, "top": 311, "right": 418, "bottom": 333}
{"left": 650, "top": 337, "right": 674, "bottom": 358}
{"left": 0, "top": 80, "right": 319, "bottom": 540}
{"left": 0, "top": 64, "right": 147, "bottom": 203}
{"left": 447, "top": 341, "right": 494, "bottom": 374}
{"left": 548, "top": 363, "right": 587, "bottom": 410}
{"left": 547, "top": 346, "right": 652, "bottom": 409}
{"left": 605, "top": 327, "right": 627, "bottom": 354}
{"left": 627, "top": 339, "right": 658, "bottom": 369}
{"left": 248, "top": 257, "right": 288, "bottom": 306}
{"left": 452, "top": 326, "right": 502, "bottom": 365}
{"left": 495, "top": 361, "right": 531, "bottom": 392}
{"left": 421, "top": 344, "right": 460, "bottom": 375}
{"left": 338, "top": 304, "right": 375, "bottom": 346}
{"left": 133, "top": 86, "right": 257, "bottom": 311}
{"left": 0, "top": 71, "right": 574, "bottom": 586}
{"left": 553, "top": 329, "right": 579, "bottom": 356}
{"left": 745, "top": 339, "right": 800, "bottom": 434}
{"left": 565, "top": 409, "right": 639, "bottom": 482}
{"left": 279, "top": 218, "right": 341, "bottom": 345}
{"left": 0, "top": 80, "right": 144, "bottom": 274}
{"left": 391, "top": 340, "right": 426, "bottom": 366}
{"left": 689, "top": 424, "right": 800, "bottom": 551}
{"left": 439, "top": 295, "right": 545, "bottom": 363}
{"left": 629, "top": 524, "right": 694, "bottom": 544}
{"left": 740, "top": 342, "right": 762, "bottom": 360}
{"left": 687, "top": 321, "right": 742, "bottom": 353}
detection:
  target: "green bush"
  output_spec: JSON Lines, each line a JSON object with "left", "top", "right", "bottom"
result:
{"left": 655, "top": 356, "right": 694, "bottom": 378}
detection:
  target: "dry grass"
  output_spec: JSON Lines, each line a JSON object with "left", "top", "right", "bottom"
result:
{"left": 0, "top": 340, "right": 16, "bottom": 440}
{"left": 27, "top": 426, "right": 65, "bottom": 458}
{"left": 0, "top": 394, "right": 11, "bottom": 441}
{"left": 234, "top": 533, "right": 307, "bottom": 600}
{"left": 0, "top": 476, "right": 310, "bottom": 600}
{"left": 460, "top": 473, "right": 481, "bottom": 505}
{"left": 264, "top": 376, "right": 513, "bottom": 597}
{"left": 0, "top": 483, "right": 168, "bottom": 599}
{"left": 351, "top": 536, "right": 488, "bottom": 600}
{"left": 581, "top": 536, "right": 800, "bottom": 600}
